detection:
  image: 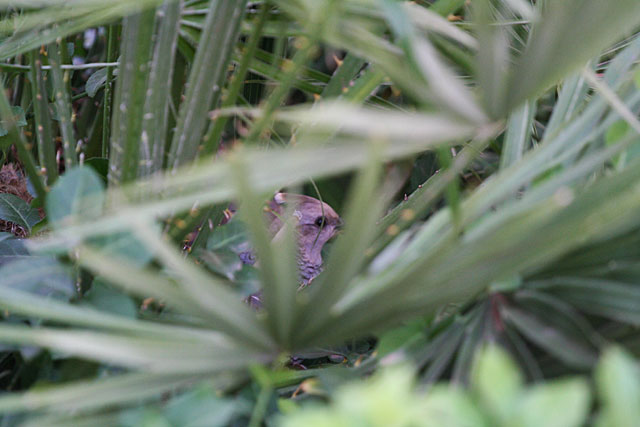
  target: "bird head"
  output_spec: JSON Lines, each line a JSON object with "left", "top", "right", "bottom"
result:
{"left": 266, "top": 192, "right": 343, "bottom": 268}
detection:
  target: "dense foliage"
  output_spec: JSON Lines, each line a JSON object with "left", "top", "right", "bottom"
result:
{"left": 0, "top": 0, "right": 638, "bottom": 425}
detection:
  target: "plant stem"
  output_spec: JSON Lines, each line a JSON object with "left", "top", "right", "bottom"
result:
{"left": 48, "top": 40, "right": 78, "bottom": 169}
{"left": 102, "top": 25, "right": 118, "bottom": 159}
{"left": 28, "top": 49, "right": 58, "bottom": 185}
{"left": 201, "top": 2, "right": 269, "bottom": 156}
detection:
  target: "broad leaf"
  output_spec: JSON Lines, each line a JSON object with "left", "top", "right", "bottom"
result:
{"left": 46, "top": 167, "right": 105, "bottom": 227}
{"left": 0, "top": 233, "right": 29, "bottom": 266}
{"left": 0, "top": 193, "right": 40, "bottom": 232}
{"left": 595, "top": 347, "right": 640, "bottom": 427}
{"left": 0, "top": 257, "right": 75, "bottom": 300}
{"left": 85, "top": 67, "right": 108, "bottom": 98}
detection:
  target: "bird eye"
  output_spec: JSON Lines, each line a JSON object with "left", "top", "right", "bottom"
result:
{"left": 314, "top": 216, "right": 326, "bottom": 227}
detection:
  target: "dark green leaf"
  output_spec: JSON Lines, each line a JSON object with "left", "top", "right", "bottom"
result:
{"left": 82, "top": 279, "right": 138, "bottom": 318}
{"left": 502, "top": 306, "right": 598, "bottom": 368}
{"left": 0, "top": 233, "right": 29, "bottom": 266}
{"left": 0, "top": 193, "right": 41, "bottom": 232}
{"left": 85, "top": 68, "right": 108, "bottom": 98}
{"left": 0, "top": 257, "right": 75, "bottom": 300}
{"left": 376, "top": 319, "right": 427, "bottom": 358}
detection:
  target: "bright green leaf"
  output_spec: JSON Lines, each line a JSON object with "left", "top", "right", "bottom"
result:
{"left": 595, "top": 347, "right": 640, "bottom": 427}
{"left": 509, "top": 378, "right": 590, "bottom": 427}
{"left": 471, "top": 345, "right": 523, "bottom": 423}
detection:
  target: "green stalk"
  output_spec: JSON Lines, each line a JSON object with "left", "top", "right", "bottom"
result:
{"left": 0, "top": 80, "right": 47, "bottom": 200}
{"left": 139, "top": 0, "right": 183, "bottom": 177}
{"left": 48, "top": 41, "right": 77, "bottom": 169}
{"left": 28, "top": 50, "right": 58, "bottom": 185}
{"left": 167, "top": 0, "right": 249, "bottom": 171}
{"left": 102, "top": 24, "right": 118, "bottom": 158}
{"left": 108, "top": 10, "right": 156, "bottom": 186}
{"left": 201, "top": 3, "right": 268, "bottom": 156}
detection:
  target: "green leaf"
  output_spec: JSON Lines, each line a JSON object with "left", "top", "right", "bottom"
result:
{"left": 471, "top": 345, "right": 523, "bottom": 423}
{"left": 595, "top": 347, "right": 640, "bottom": 427}
{"left": 501, "top": 101, "right": 537, "bottom": 169}
{"left": 0, "top": 371, "right": 202, "bottom": 415}
{"left": 196, "top": 248, "right": 243, "bottom": 281}
{"left": 421, "top": 386, "right": 488, "bottom": 427}
{"left": 509, "top": 378, "right": 590, "bottom": 427}
{"left": 0, "top": 323, "right": 266, "bottom": 373}
{"left": 163, "top": 384, "right": 248, "bottom": 427}
{"left": 0, "top": 193, "right": 41, "bottom": 232}
{"left": 605, "top": 120, "right": 631, "bottom": 146}
{"left": 505, "top": 0, "right": 640, "bottom": 112}
{"left": 0, "top": 257, "right": 74, "bottom": 300}
{"left": 46, "top": 167, "right": 105, "bottom": 227}
{"left": 92, "top": 232, "right": 154, "bottom": 267}
{"left": 83, "top": 157, "right": 109, "bottom": 183}
{"left": 85, "top": 68, "right": 108, "bottom": 98}
{"left": 541, "top": 277, "right": 640, "bottom": 326}
{"left": 0, "top": 106, "right": 27, "bottom": 137}
{"left": 82, "top": 279, "right": 138, "bottom": 318}
{"left": 376, "top": 319, "right": 427, "bottom": 359}
{"left": 502, "top": 306, "right": 598, "bottom": 368}
{"left": 206, "top": 219, "right": 250, "bottom": 252}
{"left": 0, "top": 233, "right": 29, "bottom": 265}
{"left": 231, "top": 158, "right": 299, "bottom": 347}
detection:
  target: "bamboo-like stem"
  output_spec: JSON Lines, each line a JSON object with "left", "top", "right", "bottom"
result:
{"left": 167, "top": 0, "right": 249, "bottom": 171}
{"left": 28, "top": 49, "right": 58, "bottom": 185}
{"left": 108, "top": 11, "right": 155, "bottom": 185}
{"left": 139, "top": 0, "right": 183, "bottom": 177}
{"left": 48, "top": 41, "right": 77, "bottom": 169}
{"left": 102, "top": 25, "right": 118, "bottom": 159}
{"left": 201, "top": 3, "right": 268, "bottom": 156}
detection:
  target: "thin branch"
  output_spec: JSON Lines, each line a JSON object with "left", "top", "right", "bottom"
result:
{"left": 0, "top": 62, "right": 119, "bottom": 72}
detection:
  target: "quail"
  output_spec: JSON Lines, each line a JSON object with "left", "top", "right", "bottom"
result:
{"left": 243, "top": 192, "right": 343, "bottom": 308}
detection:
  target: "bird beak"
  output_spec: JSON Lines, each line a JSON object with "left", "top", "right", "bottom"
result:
{"left": 334, "top": 218, "right": 345, "bottom": 232}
